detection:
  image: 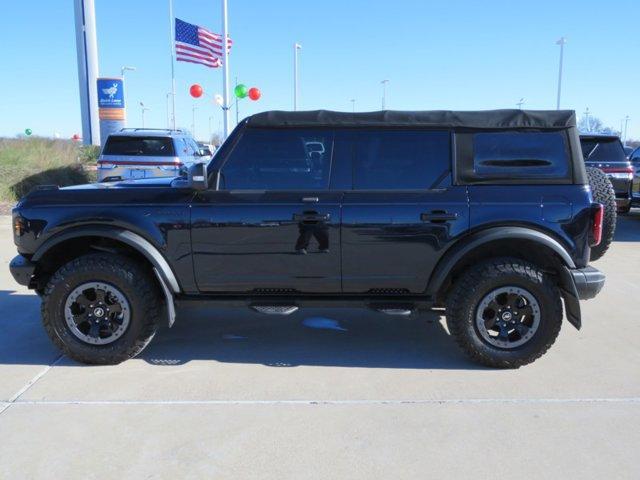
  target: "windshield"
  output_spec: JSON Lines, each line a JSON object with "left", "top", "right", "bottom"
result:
{"left": 103, "top": 136, "right": 176, "bottom": 157}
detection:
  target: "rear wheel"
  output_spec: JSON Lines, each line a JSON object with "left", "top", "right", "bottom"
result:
{"left": 445, "top": 258, "right": 562, "bottom": 368}
{"left": 42, "top": 253, "right": 160, "bottom": 365}
{"left": 586, "top": 166, "right": 616, "bottom": 261}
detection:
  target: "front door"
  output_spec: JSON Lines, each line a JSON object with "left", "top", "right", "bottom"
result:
{"left": 337, "top": 129, "right": 469, "bottom": 293}
{"left": 191, "top": 128, "right": 341, "bottom": 293}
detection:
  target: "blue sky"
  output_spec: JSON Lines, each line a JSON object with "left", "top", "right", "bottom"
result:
{"left": 1, "top": 0, "right": 639, "bottom": 140}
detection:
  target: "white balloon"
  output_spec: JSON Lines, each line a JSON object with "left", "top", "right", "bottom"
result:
{"left": 214, "top": 94, "right": 224, "bottom": 106}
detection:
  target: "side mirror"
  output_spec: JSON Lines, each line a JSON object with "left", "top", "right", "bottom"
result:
{"left": 188, "top": 162, "right": 208, "bottom": 190}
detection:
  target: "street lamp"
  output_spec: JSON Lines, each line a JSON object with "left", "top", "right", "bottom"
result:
{"left": 381, "top": 80, "right": 389, "bottom": 110}
{"left": 121, "top": 65, "right": 136, "bottom": 78}
{"left": 293, "top": 43, "right": 302, "bottom": 110}
{"left": 622, "top": 116, "right": 630, "bottom": 146}
{"left": 120, "top": 66, "right": 136, "bottom": 120}
{"left": 583, "top": 107, "right": 591, "bottom": 132}
{"left": 209, "top": 116, "right": 215, "bottom": 142}
{"left": 139, "top": 101, "right": 150, "bottom": 128}
{"left": 350, "top": 99, "right": 356, "bottom": 113}
{"left": 516, "top": 98, "right": 525, "bottom": 110}
{"left": 192, "top": 105, "right": 198, "bottom": 139}
{"left": 165, "top": 92, "right": 174, "bottom": 129}
{"left": 555, "top": 37, "right": 566, "bottom": 110}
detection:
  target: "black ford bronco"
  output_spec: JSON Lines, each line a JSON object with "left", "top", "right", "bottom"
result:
{"left": 10, "top": 110, "right": 607, "bottom": 368}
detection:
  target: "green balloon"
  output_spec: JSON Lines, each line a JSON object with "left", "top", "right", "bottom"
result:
{"left": 234, "top": 84, "right": 248, "bottom": 98}
{"left": 24, "top": 128, "right": 32, "bottom": 136}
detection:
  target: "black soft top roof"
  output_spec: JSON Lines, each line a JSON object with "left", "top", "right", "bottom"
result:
{"left": 246, "top": 109, "right": 576, "bottom": 130}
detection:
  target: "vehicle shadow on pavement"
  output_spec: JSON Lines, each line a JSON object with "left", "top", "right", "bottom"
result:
{"left": 614, "top": 210, "right": 640, "bottom": 242}
{"left": 142, "top": 307, "right": 483, "bottom": 370}
{"left": 0, "top": 290, "right": 480, "bottom": 370}
{"left": 0, "top": 290, "right": 60, "bottom": 366}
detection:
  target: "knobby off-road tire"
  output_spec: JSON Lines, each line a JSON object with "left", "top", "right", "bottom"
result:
{"left": 445, "top": 258, "right": 562, "bottom": 368}
{"left": 586, "top": 166, "right": 616, "bottom": 261}
{"left": 42, "top": 253, "right": 160, "bottom": 365}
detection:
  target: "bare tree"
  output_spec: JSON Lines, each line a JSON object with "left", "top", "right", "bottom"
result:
{"left": 578, "top": 115, "right": 620, "bottom": 136}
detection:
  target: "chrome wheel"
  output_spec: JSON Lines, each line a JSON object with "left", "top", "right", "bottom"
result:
{"left": 475, "top": 286, "right": 540, "bottom": 349}
{"left": 64, "top": 282, "right": 131, "bottom": 345}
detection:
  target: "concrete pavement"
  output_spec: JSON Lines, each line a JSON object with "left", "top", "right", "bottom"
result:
{"left": 1, "top": 214, "right": 639, "bottom": 479}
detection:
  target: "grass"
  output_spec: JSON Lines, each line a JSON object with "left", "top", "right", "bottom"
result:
{"left": 0, "top": 137, "right": 98, "bottom": 202}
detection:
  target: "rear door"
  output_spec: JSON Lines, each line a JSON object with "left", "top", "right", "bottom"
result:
{"left": 338, "top": 129, "right": 469, "bottom": 293}
{"left": 191, "top": 128, "right": 342, "bottom": 293}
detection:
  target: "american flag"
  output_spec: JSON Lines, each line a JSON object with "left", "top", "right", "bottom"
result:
{"left": 174, "top": 18, "right": 232, "bottom": 68}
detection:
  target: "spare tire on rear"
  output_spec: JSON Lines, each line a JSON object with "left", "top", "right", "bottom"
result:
{"left": 586, "top": 166, "right": 616, "bottom": 261}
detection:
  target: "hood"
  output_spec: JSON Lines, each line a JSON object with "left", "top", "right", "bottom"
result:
{"left": 60, "top": 176, "right": 181, "bottom": 191}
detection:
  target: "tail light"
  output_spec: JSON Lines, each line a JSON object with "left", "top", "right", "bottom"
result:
{"left": 600, "top": 165, "right": 634, "bottom": 179}
{"left": 590, "top": 203, "right": 604, "bottom": 247}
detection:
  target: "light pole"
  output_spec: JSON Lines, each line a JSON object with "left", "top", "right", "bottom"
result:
{"left": 294, "top": 43, "right": 302, "bottom": 110}
{"left": 516, "top": 98, "right": 525, "bottom": 110}
{"left": 121, "top": 65, "right": 136, "bottom": 79}
{"left": 191, "top": 105, "right": 198, "bottom": 139}
{"left": 622, "top": 116, "right": 630, "bottom": 145}
{"left": 221, "top": 0, "right": 230, "bottom": 138}
{"left": 555, "top": 37, "right": 566, "bottom": 110}
{"left": 583, "top": 107, "right": 591, "bottom": 132}
{"left": 381, "top": 80, "right": 389, "bottom": 110}
{"left": 120, "top": 66, "right": 136, "bottom": 126}
{"left": 139, "top": 101, "right": 150, "bottom": 128}
{"left": 350, "top": 99, "right": 355, "bottom": 113}
{"left": 165, "top": 92, "right": 173, "bottom": 129}
{"left": 209, "top": 116, "right": 214, "bottom": 142}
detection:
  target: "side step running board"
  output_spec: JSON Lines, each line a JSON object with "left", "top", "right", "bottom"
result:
{"left": 252, "top": 305, "right": 299, "bottom": 315}
{"left": 376, "top": 308, "right": 413, "bottom": 316}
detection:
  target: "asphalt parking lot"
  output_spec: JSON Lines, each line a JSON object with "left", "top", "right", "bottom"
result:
{"left": 1, "top": 214, "right": 639, "bottom": 479}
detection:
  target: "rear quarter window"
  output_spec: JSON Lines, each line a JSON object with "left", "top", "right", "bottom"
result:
{"left": 103, "top": 136, "right": 175, "bottom": 157}
{"left": 456, "top": 131, "right": 572, "bottom": 184}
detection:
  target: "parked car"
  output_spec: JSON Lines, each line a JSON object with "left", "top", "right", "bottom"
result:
{"left": 197, "top": 142, "right": 215, "bottom": 160}
{"left": 580, "top": 134, "right": 633, "bottom": 213}
{"left": 10, "top": 109, "right": 607, "bottom": 368}
{"left": 97, "top": 128, "right": 207, "bottom": 181}
{"left": 623, "top": 145, "right": 634, "bottom": 159}
{"left": 630, "top": 146, "right": 640, "bottom": 208}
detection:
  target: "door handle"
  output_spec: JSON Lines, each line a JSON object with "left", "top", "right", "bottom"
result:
{"left": 293, "top": 212, "right": 330, "bottom": 222}
{"left": 302, "top": 197, "right": 319, "bottom": 203}
{"left": 420, "top": 211, "right": 458, "bottom": 223}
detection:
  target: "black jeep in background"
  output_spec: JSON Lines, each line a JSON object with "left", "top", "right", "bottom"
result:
{"left": 580, "top": 134, "right": 634, "bottom": 213}
{"left": 10, "top": 109, "right": 606, "bottom": 368}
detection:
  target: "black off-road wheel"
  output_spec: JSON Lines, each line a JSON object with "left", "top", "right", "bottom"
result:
{"left": 42, "top": 253, "right": 160, "bottom": 365}
{"left": 586, "top": 166, "right": 616, "bottom": 261}
{"left": 445, "top": 258, "right": 562, "bottom": 368}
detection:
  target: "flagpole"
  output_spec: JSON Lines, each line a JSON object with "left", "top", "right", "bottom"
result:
{"left": 221, "top": 0, "right": 230, "bottom": 138}
{"left": 168, "top": 0, "right": 177, "bottom": 129}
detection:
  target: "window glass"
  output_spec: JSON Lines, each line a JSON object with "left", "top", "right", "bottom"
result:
{"left": 103, "top": 136, "right": 175, "bottom": 156}
{"left": 352, "top": 130, "right": 450, "bottom": 190}
{"left": 473, "top": 132, "right": 569, "bottom": 177}
{"left": 580, "top": 138, "right": 626, "bottom": 162}
{"left": 221, "top": 129, "right": 332, "bottom": 190}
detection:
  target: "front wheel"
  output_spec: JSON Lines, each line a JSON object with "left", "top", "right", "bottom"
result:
{"left": 446, "top": 258, "right": 562, "bottom": 368}
{"left": 42, "top": 253, "right": 161, "bottom": 365}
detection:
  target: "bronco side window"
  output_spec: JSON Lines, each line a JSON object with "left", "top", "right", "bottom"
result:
{"left": 351, "top": 130, "right": 451, "bottom": 190}
{"left": 220, "top": 129, "right": 333, "bottom": 190}
{"left": 472, "top": 131, "right": 569, "bottom": 179}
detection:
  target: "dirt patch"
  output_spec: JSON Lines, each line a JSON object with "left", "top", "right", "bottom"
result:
{"left": 0, "top": 203, "right": 15, "bottom": 215}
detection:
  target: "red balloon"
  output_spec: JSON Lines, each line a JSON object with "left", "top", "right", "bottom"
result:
{"left": 72, "top": 134, "right": 80, "bottom": 141}
{"left": 248, "top": 87, "right": 261, "bottom": 101}
{"left": 190, "top": 84, "right": 203, "bottom": 98}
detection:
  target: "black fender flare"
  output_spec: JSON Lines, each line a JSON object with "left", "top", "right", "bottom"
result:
{"left": 32, "top": 226, "right": 181, "bottom": 294}
{"left": 425, "top": 226, "right": 581, "bottom": 329}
